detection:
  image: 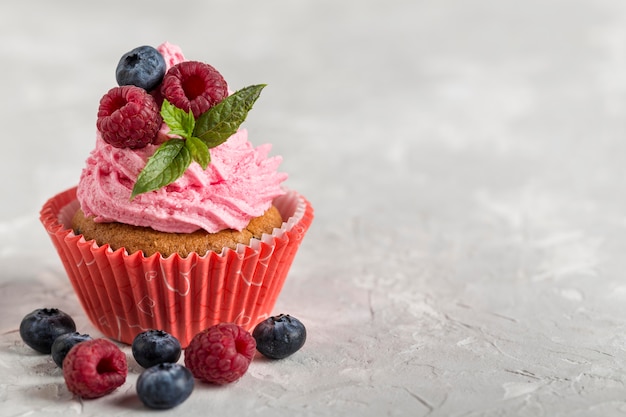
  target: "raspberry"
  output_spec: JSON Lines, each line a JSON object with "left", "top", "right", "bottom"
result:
{"left": 97, "top": 85, "right": 162, "bottom": 149}
{"left": 63, "top": 338, "right": 128, "bottom": 399}
{"left": 184, "top": 323, "right": 256, "bottom": 384}
{"left": 160, "top": 61, "right": 228, "bottom": 118}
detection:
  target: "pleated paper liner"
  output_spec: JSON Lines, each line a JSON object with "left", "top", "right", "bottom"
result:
{"left": 40, "top": 187, "right": 313, "bottom": 347}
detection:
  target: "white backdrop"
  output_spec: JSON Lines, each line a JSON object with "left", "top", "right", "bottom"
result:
{"left": 2, "top": 1, "right": 626, "bottom": 415}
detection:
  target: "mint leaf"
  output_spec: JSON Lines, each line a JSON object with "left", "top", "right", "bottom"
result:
{"left": 131, "top": 139, "right": 191, "bottom": 199}
{"left": 194, "top": 84, "right": 266, "bottom": 148}
{"left": 161, "top": 99, "right": 195, "bottom": 138}
{"left": 131, "top": 84, "right": 267, "bottom": 198}
{"left": 186, "top": 136, "right": 210, "bottom": 170}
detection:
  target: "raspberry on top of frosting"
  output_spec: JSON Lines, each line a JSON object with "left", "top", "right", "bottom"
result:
{"left": 76, "top": 42, "right": 287, "bottom": 234}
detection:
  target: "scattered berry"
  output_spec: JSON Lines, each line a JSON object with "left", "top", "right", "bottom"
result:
{"left": 63, "top": 338, "right": 127, "bottom": 399}
{"left": 19, "top": 308, "right": 76, "bottom": 354}
{"left": 160, "top": 60, "right": 228, "bottom": 118}
{"left": 184, "top": 323, "right": 256, "bottom": 384}
{"left": 97, "top": 85, "right": 162, "bottom": 149}
{"left": 136, "top": 363, "right": 194, "bottom": 409}
{"left": 132, "top": 329, "right": 181, "bottom": 369}
{"left": 116, "top": 45, "right": 166, "bottom": 92}
{"left": 51, "top": 332, "right": 92, "bottom": 368}
{"left": 252, "top": 314, "right": 307, "bottom": 359}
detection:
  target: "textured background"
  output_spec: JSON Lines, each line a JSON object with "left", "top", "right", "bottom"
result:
{"left": 2, "top": 0, "right": 626, "bottom": 415}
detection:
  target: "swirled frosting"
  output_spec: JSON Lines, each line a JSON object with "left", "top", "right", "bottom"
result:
{"left": 76, "top": 129, "right": 287, "bottom": 233}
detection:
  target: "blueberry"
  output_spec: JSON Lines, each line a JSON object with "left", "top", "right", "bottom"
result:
{"left": 252, "top": 314, "right": 307, "bottom": 359}
{"left": 19, "top": 308, "right": 76, "bottom": 354}
{"left": 136, "top": 363, "right": 194, "bottom": 409}
{"left": 115, "top": 45, "right": 166, "bottom": 91}
{"left": 51, "top": 332, "right": 92, "bottom": 368}
{"left": 132, "top": 330, "right": 181, "bottom": 368}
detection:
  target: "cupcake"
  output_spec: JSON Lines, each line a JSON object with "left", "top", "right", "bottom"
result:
{"left": 40, "top": 42, "right": 313, "bottom": 347}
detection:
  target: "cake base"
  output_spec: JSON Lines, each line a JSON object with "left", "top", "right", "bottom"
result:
{"left": 72, "top": 206, "right": 284, "bottom": 258}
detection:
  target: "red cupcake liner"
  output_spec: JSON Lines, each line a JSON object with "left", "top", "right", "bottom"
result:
{"left": 40, "top": 187, "right": 314, "bottom": 347}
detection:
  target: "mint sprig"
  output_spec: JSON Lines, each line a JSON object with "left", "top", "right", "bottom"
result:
{"left": 130, "top": 84, "right": 266, "bottom": 199}
{"left": 194, "top": 84, "right": 267, "bottom": 147}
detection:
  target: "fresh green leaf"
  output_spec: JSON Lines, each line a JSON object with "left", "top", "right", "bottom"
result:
{"left": 161, "top": 99, "right": 195, "bottom": 138}
{"left": 131, "top": 139, "right": 191, "bottom": 199}
{"left": 186, "top": 136, "right": 211, "bottom": 170}
{"left": 194, "top": 84, "right": 266, "bottom": 148}
{"left": 131, "top": 83, "right": 267, "bottom": 197}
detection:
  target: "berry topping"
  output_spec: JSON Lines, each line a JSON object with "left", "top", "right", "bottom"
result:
{"left": 116, "top": 45, "right": 166, "bottom": 92}
{"left": 184, "top": 323, "right": 256, "bottom": 384}
{"left": 160, "top": 61, "right": 228, "bottom": 118}
{"left": 252, "top": 314, "right": 307, "bottom": 359}
{"left": 97, "top": 85, "right": 162, "bottom": 149}
{"left": 63, "top": 338, "right": 127, "bottom": 399}
{"left": 51, "top": 332, "right": 92, "bottom": 368}
{"left": 132, "top": 329, "right": 182, "bottom": 369}
{"left": 19, "top": 308, "right": 76, "bottom": 354}
{"left": 131, "top": 84, "right": 265, "bottom": 198}
{"left": 136, "top": 363, "right": 194, "bottom": 409}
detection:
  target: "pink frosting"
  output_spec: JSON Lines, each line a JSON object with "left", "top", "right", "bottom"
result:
{"left": 77, "top": 129, "right": 287, "bottom": 233}
{"left": 157, "top": 42, "right": 185, "bottom": 70}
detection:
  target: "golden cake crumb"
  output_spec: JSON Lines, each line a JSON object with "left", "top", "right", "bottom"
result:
{"left": 72, "top": 206, "right": 284, "bottom": 257}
